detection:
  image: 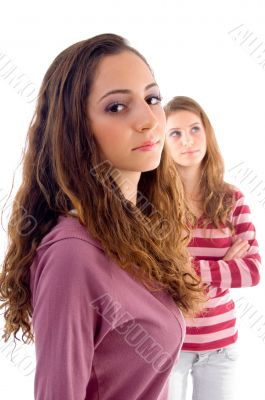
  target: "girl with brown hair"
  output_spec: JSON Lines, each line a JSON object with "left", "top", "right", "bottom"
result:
{"left": 0, "top": 36, "right": 205, "bottom": 399}
{"left": 165, "top": 96, "right": 261, "bottom": 400}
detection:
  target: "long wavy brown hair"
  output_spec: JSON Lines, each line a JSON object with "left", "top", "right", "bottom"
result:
{"left": 164, "top": 96, "right": 235, "bottom": 231}
{"left": 0, "top": 35, "right": 206, "bottom": 345}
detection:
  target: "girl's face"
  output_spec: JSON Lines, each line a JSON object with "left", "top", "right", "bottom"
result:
{"left": 165, "top": 110, "right": 207, "bottom": 168}
{"left": 87, "top": 51, "right": 166, "bottom": 173}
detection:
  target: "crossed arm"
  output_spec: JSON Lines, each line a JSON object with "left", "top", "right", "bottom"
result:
{"left": 192, "top": 192, "right": 261, "bottom": 289}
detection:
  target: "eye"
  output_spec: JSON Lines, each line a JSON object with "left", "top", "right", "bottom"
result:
{"left": 169, "top": 130, "right": 182, "bottom": 138}
{"left": 146, "top": 95, "right": 163, "bottom": 105}
{"left": 105, "top": 102, "right": 126, "bottom": 113}
{"left": 191, "top": 126, "right": 200, "bottom": 133}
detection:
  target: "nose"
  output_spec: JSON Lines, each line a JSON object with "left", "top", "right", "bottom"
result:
{"left": 134, "top": 99, "right": 159, "bottom": 133}
{"left": 180, "top": 131, "right": 194, "bottom": 147}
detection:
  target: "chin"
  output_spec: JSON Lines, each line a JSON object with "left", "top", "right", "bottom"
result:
{"left": 120, "top": 156, "right": 162, "bottom": 173}
{"left": 141, "top": 158, "right": 162, "bottom": 172}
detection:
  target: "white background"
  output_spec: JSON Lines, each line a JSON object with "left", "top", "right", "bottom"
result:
{"left": 0, "top": 0, "right": 265, "bottom": 399}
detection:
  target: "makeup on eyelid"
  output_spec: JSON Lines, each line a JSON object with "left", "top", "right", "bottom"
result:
{"left": 104, "top": 94, "right": 162, "bottom": 113}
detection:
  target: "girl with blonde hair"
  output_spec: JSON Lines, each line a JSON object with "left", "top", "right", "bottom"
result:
{"left": 165, "top": 96, "right": 261, "bottom": 400}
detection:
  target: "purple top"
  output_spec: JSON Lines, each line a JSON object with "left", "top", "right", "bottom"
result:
{"left": 30, "top": 215, "right": 185, "bottom": 399}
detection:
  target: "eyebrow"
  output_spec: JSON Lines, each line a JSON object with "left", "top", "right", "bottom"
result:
{"left": 98, "top": 82, "right": 159, "bottom": 103}
{"left": 167, "top": 122, "right": 201, "bottom": 132}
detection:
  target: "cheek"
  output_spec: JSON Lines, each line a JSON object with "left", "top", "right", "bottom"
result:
{"left": 93, "top": 120, "right": 121, "bottom": 146}
{"left": 195, "top": 132, "right": 206, "bottom": 145}
{"left": 166, "top": 138, "right": 182, "bottom": 158}
{"left": 166, "top": 136, "right": 181, "bottom": 148}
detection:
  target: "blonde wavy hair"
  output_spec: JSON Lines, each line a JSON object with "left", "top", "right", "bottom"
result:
{"left": 164, "top": 96, "right": 235, "bottom": 231}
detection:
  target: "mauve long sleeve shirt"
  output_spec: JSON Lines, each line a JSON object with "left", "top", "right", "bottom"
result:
{"left": 30, "top": 215, "right": 185, "bottom": 399}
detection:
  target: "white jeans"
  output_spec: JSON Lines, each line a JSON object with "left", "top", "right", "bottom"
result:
{"left": 168, "top": 344, "right": 240, "bottom": 400}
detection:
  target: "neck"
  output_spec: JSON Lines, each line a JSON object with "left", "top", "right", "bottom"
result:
{"left": 113, "top": 170, "right": 141, "bottom": 205}
{"left": 177, "top": 165, "right": 202, "bottom": 200}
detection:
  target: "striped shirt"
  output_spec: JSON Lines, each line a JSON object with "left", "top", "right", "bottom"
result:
{"left": 182, "top": 190, "right": 261, "bottom": 351}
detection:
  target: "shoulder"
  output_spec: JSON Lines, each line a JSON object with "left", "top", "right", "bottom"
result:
{"left": 30, "top": 217, "right": 118, "bottom": 332}
{"left": 224, "top": 183, "right": 245, "bottom": 207}
{"left": 32, "top": 215, "right": 113, "bottom": 286}
{"left": 224, "top": 182, "right": 244, "bottom": 201}
{"left": 227, "top": 187, "right": 252, "bottom": 220}
{"left": 232, "top": 188, "right": 244, "bottom": 202}
{"left": 37, "top": 215, "right": 102, "bottom": 251}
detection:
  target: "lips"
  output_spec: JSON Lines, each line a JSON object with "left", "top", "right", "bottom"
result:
{"left": 133, "top": 140, "right": 159, "bottom": 151}
{"left": 181, "top": 149, "right": 199, "bottom": 154}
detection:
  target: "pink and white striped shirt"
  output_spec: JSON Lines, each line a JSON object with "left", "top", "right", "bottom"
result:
{"left": 183, "top": 189, "right": 261, "bottom": 352}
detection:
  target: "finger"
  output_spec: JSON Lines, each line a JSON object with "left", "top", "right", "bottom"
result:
{"left": 233, "top": 246, "right": 250, "bottom": 258}
{"left": 233, "top": 252, "right": 247, "bottom": 259}
{"left": 224, "top": 243, "right": 250, "bottom": 260}
{"left": 236, "top": 243, "right": 250, "bottom": 252}
{"left": 230, "top": 241, "right": 249, "bottom": 253}
{"left": 232, "top": 238, "right": 248, "bottom": 246}
{"left": 223, "top": 251, "right": 236, "bottom": 260}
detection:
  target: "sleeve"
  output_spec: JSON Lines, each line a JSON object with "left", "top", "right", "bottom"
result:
{"left": 192, "top": 191, "right": 261, "bottom": 289}
{"left": 31, "top": 238, "right": 111, "bottom": 400}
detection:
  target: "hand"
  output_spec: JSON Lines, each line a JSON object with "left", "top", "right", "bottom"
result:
{"left": 223, "top": 238, "right": 250, "bottom": 261}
